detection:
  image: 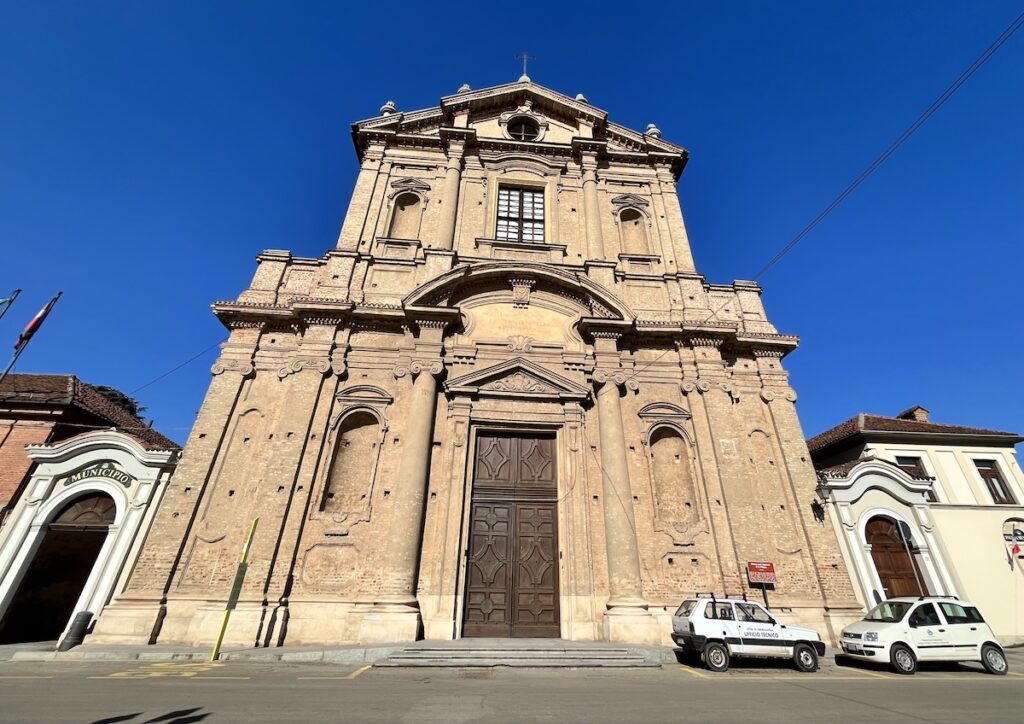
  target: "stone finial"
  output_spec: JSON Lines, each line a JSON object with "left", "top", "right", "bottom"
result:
{"left": 519, "top": 73, "right": 531, "bottom": 83}
{"left": 645, "top": 123, "right": 662, "bottom": 138}
{"left": 457, "top": 83, "right": 471, "bottom": 94}
{"left": 575, "top": 93, "right": 588, "bottom": 103}
{"left": 379, "top": 100, "right": 397, "bottom": 116}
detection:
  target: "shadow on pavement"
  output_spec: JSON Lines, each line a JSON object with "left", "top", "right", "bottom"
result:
{"left": 89, "top": 708, "right": 210, "bottom": 724}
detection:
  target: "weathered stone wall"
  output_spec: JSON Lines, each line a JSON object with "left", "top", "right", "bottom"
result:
{"left": 94, "top": 80, "right": 859, "bottom": 647}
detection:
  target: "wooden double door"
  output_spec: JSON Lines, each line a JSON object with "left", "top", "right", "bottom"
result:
{"left": 462, "top": 433, "right": 560, "bottom": 638}
{"left": 867, "top": 517, "right": 928, "bottom": 598}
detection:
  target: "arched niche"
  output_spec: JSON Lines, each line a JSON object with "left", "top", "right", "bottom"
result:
{"left": 321, "top": 410, "right": 382, "bottom": 514}
{"left": 648, "top": 424, "right": 698, "bottom": 528}
{"left": 388, "top": 191, "right": 423, "bottom": 240}
{"left": 618, "top": 208, "right": 649, "bottom": 254}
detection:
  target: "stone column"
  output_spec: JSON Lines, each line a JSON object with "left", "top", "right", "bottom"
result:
{"left": 591, "top": 363, "right": 661, "bottom": 645}
{"left": 594, "top": 374, "right": 644, "bottom": 604}
{"left": 581, "top": 153, "right": 604, "bottom": 260}
{"left": 435, "top": 141, "right": 465, "bottom": 251}
{"left": 360, "top": 358, "right": 442, "bottom": 643}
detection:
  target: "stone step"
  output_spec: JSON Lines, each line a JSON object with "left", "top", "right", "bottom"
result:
{"left": 376, "top": 656, "right": 658, "bottom": 668}
{"left": 385, "top": 651, "right": 634, "bottom": 663}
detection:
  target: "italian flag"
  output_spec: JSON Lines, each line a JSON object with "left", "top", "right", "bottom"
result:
{"left": 15, "top": 292, "right": 62, "bottom": 352}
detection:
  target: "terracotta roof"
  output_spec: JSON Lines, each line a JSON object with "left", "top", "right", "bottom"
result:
{"left": 0, "top": 374, "right": 179, "bottom": 451}
{"left": 817, "top": 456, "right": 933, "bottom": 481}
{"left": 807, "top": 411, "right": 1022, "bottom": 453}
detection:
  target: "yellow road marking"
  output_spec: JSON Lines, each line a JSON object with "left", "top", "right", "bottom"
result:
{"left": 94, "top": 662, "right": 227, "bottom": 679}
{"left": 298, "top": 665, "right": 373, "bottom": 681}
{"left": 676, "top": 666, "right": 710, "bottom": 679}
{"left": 843, "top": 667, "right": 892, "bottom": 679}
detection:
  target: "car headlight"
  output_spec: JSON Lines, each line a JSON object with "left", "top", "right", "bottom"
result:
{"left": 864, "top": 632, "right": 879, "bottom": 642}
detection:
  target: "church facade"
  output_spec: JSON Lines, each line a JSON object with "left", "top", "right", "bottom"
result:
{"left": 92, "top": 79, "right": 860, "bottom": 648}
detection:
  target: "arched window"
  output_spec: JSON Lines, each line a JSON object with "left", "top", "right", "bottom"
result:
{"left": 618, "top": 208, "right": 648, "bottom": 254}
{"left": 321, "top": 411, "right": 380, "bottom": 513}
{"left": 649, "top": 425, "right": 696, "bottom": 525}
{"left": 866, "top": 516, "right": 930, "bottom": 598}
{"left": 388, "top": 192, "right": 422, "bottom": 240}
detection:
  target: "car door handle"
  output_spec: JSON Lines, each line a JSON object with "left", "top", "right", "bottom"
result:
{"left": 938, "top": 629, "right": 945, "bottom": 632}
{"left": 970, "top": 627, "right": 978, "bottom": 631}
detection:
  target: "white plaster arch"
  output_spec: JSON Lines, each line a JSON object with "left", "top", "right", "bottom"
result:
{"left": 0, "top": 430, "right": 176, "bottom": 649}
{"left": 855, "top": 505, "right": 957, "bottom": 604}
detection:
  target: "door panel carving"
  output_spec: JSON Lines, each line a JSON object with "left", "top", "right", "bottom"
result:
{"left": 463, "top": 433, "right": 560, "bottom": 638}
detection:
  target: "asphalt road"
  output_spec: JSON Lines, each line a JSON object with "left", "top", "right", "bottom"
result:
{"left": 1, "top": 657, "right": 1022, "bottom": 723}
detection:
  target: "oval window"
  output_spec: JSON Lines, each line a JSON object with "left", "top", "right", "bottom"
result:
{"left": 507, "top": 118, "right": 540, "bottom": 141}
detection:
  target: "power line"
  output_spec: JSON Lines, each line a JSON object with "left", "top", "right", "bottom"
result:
{"left": 751, "top": 7, "right": 1024, "bottom": 280}
{"left": 622, "top": 8, "right": 1024, "bottom": 384}
{"left": 131, "top": 340, "right": 224, "bottom": 394}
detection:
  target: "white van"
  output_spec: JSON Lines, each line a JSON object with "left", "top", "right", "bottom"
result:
{"left": 671, "top": 595, "right": 826, "bottom": 672}
{"left": 840, "top": 596, "right": 1008, "bottom": 675}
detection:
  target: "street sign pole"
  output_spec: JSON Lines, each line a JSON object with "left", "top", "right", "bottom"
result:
{"left": 210, "top": 517, "right": 259, "bottom": 662}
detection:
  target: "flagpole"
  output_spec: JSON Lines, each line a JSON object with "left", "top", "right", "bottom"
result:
{"left": 0, "top": 289, "right": 21, "bottom": 323}
{"left": 0, "top": 291, "right": 62, "bottom": 387}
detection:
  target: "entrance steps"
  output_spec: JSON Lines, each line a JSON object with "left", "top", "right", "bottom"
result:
{"left": 375, "top": 639, "right": 662, "bottom": 668}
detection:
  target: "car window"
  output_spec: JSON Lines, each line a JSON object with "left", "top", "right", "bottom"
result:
{"left": 940, "top": 602, "right": 985, "bottom": 624}
{"left": 864, "top": 601, "right": 912, "bottom": 623}
{"left": 736, "top": 603, "right": 773, "bottom": 623}
{"left": 704, "top": 602, "right": 734, "bottom": 620}
{"left": 909, "top": 603, "right": 941, "bottom": 627}
{"left": 674, "top": 600, "right": 697, "bottom": 617}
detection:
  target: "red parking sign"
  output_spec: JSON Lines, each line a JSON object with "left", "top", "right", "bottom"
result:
{"left": 747, "top": 561, "right": 777, "bottom": 584}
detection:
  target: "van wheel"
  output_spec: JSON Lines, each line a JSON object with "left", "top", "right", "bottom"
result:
{"left": 981, "top": 644, "right": 1008, "bottom": 675}
{"left": 793, "top": 643, "right": 819, "bottom": 672}
{"left": 890, "top": 643, "right": 917, "bottom": 675}
{"left": 704, "top": 642, "right": 729, "bottom": 672}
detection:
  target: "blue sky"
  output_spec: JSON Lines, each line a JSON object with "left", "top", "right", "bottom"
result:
{"left": 2, "top": 2, "right": 1022, "bottom": 447}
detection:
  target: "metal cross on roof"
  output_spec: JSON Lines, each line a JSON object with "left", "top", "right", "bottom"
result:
{"left": 515, "top": 52, "right": 536, "bottom": 80}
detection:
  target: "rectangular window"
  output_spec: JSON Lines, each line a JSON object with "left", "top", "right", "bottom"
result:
{"left": 975, "top": 460, "right": 1017, "bottom": 505}
{"left": 496, "top": 186, "right": 544, "bottom": 243}
{"left": 704, "top": 602, "right": 734, "bottom": 620}
{"left": 895, "top": 456, "right": 937, "bottom": 502}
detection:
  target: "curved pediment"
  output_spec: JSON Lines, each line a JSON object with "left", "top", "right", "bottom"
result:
{"left": 637, "top": 402, "right": 691, "bottom": 420}
{"left": 445, "top": 357, "right": 589, "bottom": 401}
{"left": 403, "top": 261, "right": 635, "bottom": 323}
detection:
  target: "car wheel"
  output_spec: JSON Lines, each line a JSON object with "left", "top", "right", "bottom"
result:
{"left": 793, "top": 643, "right": 819, "bottom": 673}
{"left": 890, "top": 643, "right": 917, "bottom": 675}
{"left": 703, "top": 642, "right": 729, "bottom": 672}
{"left": 981, "top": 644, "right": 1008, "bottom": 675}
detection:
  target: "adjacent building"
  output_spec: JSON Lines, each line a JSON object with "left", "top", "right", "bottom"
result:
{"left": 809, "top": 406, "right": 1024, "bottom": 643}
{"left": 0, "top": 374, "right": 178, "bottom": 646}
{"left": 91, "top": 78, "right": 860, "bottom": 649}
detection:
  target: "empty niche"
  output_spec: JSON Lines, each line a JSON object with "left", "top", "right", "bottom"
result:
{"left": 388, "top": 192, "right": 422, "bottom": 240}
{"left": 649, "top": 425, "right": 697, "bottom": 527}
{"left": 618, "top": 208, "right": 649, "bottom": 255}
{"left": 321, "top": 410, "right": 381, "bottom": 514}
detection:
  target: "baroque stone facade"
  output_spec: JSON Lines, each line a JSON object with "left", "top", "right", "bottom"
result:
{"left": 92, "top": 79, "right": 860, "bottom": 647}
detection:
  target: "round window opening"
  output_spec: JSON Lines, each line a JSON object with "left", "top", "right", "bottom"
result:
{"left": 507, "top": 118, "right": 540, "bottom": 141}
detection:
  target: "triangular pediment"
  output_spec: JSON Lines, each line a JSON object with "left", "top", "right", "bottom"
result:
{"left": 352, "top": 80, "right": 685, "bottom": 155}
{"left": 611, "top": 193, "right": 650, "bottom": 209}
{"left": 445, "top": 357, "right": 589, "bottom": 400}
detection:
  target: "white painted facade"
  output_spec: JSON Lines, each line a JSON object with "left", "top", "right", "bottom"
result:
{"left": 819, "top": 445, "right": 1024, "bottom": 644}
{"left": 0, "top": 431, "right": 177, "bottom": 647}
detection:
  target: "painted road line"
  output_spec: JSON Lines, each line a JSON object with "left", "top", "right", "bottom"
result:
{"left": 298, "top": 665, "right": 373, "bottom": 681}
{"left": 93, "top": 662, "right": 227, "bottom": 679}
{"left": 843, "top": 667, "right": 892, "bottom": 679}
{"left": 676, "top": 666, "right": 710, "bottom": 679}
{"left": 193, "top": 676, "right": 252, "bottom": 680}
{"left": 0, "top": 675, "right": 54, "bottom": 679}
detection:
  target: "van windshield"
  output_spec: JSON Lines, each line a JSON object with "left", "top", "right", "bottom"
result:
{"left": 864, "top": 601, "right": 912, "bottom": 623}
{"left": 674, "top": 600, "right": 698, "bottom": 617}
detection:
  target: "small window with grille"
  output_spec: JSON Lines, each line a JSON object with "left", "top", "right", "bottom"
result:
{"left": 496, "top": 186, "right": 545, "bottom": 243}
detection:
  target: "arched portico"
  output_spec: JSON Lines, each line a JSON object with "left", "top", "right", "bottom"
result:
{"left": 0, "top": 431, "right": 176, "bottom": 647}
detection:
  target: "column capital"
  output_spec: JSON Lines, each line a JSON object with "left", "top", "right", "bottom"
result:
{"left": 394, "top": 359, "right": 444, "bottom": 380}
{"left": 593, "top": 369, "right": 639, "bottom": 392}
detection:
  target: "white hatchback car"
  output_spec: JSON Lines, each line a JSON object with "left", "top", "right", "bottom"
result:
{"left": 840, "top": 596, "right": 1008, "bottom": 675}
{"left": 671, "top": 595, "right": 826, "bottom": 672}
